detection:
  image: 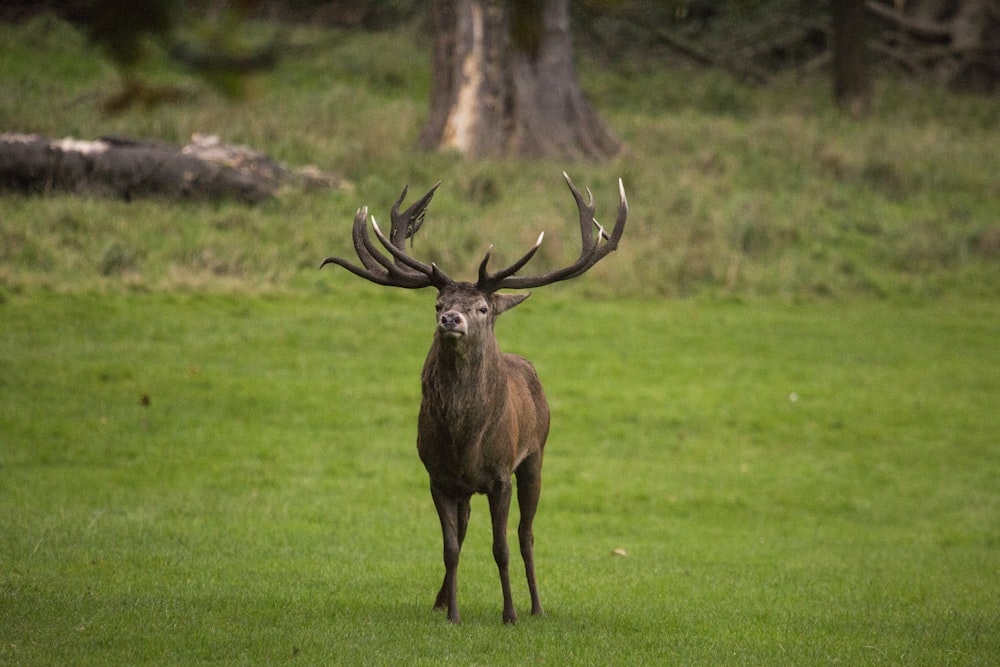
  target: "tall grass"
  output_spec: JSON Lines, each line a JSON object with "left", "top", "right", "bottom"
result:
{"left": 1, "top": 15, "right": 998, "bottom": 299}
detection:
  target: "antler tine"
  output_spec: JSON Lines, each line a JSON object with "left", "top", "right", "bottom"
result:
{"left": 320, "top": 207, "right": 381, "bottom": 273}
{"left": 319, "top": 254, "right": 426, "bottom": 287}
{"left": 563, "top": 172, "right": 600, "bottom": 256}
{"left": 390, "top": 182, "right": 441, "bottom": 250}
{"left": 481, "top": 174, "right": 628, "bottom": 292}
{"left": 351, "top": 206, "right": 395, "bottom": 273}
{"left": 388, "top": 184, "right": 409, "bottom": 249}
{"left": 602, "top": 177, "right": 628, "bottom": 249}
{"left": 371, "top": 217, "right": 452, "bottom": 286}
{"left": 477, "top": 232, "right": 545, "bottom": 289}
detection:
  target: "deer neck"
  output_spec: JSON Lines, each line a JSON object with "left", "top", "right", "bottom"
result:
{"left": 423, "top": 331, "right": 508, "bottom": 429}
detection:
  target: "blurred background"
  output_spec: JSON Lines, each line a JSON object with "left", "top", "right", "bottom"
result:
{"left": 1, "top": 0, "right": 998, "bottom": 298}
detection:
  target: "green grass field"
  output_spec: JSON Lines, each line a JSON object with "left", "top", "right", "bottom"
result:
{"left": 3, "top": 290, "right": 999, "bottom": 664}
{"left": 2, "top": 12, "right": 999, "bottom": 666}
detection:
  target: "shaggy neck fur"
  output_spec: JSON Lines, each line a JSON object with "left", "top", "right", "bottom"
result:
{"left": 422, "top": 327, "right": 509, "bottom": 443}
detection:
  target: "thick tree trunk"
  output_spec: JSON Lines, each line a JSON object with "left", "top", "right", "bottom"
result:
{"left": 831, "top": 0, "right": 872, "bottom": 116}
{"left": 418, "top": 0, "right": 620, "bottom": 161}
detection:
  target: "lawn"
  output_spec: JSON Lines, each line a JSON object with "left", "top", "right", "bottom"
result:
{"left": 2, "top": 289, "right": 998, "bottom": 664}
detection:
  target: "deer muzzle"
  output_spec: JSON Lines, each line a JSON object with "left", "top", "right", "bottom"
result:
{"left": 438, "top": 310, "right": 468, "bottom": 337}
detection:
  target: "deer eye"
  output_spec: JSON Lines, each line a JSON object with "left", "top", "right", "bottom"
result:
{"left": 478, "top": 306, "right": 489, "bottom": 315}
{"left": 435, "top": 303, "right": 443, "bottom": 312}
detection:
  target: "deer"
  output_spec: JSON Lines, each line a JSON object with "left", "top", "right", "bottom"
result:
{"left": 320, "top": 173, "right": 628, "bottom": 624}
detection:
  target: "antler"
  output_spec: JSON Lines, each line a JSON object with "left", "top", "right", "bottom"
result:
{"left": 321, "top": 174, "right": 627, "bottom": 292}
{"left": 477, "top": 172, "right": 628, "bottom": 293}
{"left": 320, "top": 183, "right": 452, "bottom": 289}
{"left": 389, "top": 182, "right": 439, "bottom": 251}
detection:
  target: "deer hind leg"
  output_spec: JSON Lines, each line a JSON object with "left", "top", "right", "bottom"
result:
{"left": 516, "top": 454, "right": 544, "bottom": 616}
{"left": 487, "top": 479, "right": 517, "bottom": 624}
{"left": 431, "top": 485, "right": 469, "bottom": 623}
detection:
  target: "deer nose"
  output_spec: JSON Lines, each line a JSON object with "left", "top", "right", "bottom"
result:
{"left": 439, "top": 310, "right": 467, "bottom": 335}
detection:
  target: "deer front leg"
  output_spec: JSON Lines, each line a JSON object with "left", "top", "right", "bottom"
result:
{"left": 487, "top": 479, "right": 517, "bottom": 625}
{"left": 431, "top": 484, "right": 466, "bottom": 623}
{"left": 433, "top": 494, "right": 469, "bottom": 614}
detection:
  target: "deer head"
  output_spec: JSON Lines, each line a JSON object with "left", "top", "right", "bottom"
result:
{"left": 320, "top": 172, "right": 628, "bottom": 300}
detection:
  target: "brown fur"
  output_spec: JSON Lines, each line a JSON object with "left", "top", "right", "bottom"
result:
{"left": 417, "top": 283, "right": 548, "bottom": 624}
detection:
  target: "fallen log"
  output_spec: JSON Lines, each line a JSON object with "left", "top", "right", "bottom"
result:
{"left": 0, "top": 133, "right": 339, "bottom": 203}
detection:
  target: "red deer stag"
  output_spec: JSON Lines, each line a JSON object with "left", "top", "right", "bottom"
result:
{"left": 320, "top": 173, "right": 628, "bottom": 624}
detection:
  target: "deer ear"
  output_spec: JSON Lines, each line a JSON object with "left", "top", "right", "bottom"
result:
{"left": 492, "top": 292, "right": 530, "bottom": 315}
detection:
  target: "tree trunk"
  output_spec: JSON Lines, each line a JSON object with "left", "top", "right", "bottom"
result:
{"left": 831, "top": 0, "right": 872, "bottom": 116}
{"left": 418, "top": 0, "right": 620, "bottom": 161}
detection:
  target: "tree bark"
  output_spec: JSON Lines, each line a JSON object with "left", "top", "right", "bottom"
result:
{"left": 832, "top": 0, "right": 873, "bottom": 116}
{"left": 418, "top": 0, "right": 620, "bottom": 161}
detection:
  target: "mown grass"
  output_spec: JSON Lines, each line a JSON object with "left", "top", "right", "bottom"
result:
{"left": 2, "top": 290, "right": 999, "bottom": 664}
{"left": 1, "top": 12, "right": 999, "bottom": 666}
